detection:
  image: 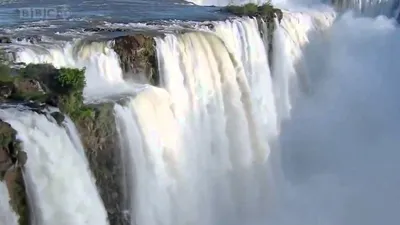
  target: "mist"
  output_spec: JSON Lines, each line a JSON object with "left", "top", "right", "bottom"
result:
{"left": 273, "top": 12, "right": 400, "bottom": 225}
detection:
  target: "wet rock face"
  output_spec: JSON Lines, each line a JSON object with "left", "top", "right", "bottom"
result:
{"left": 50, "top": 111, "right": 65, "bottom": 125}
{"left": 0, "top": 120, "right": 26, "bottom": 178}
{"left": 13, "top": 78, "right": 45, "bottom": 94}
{"left": 0, "top": 82, "right": 14, "bottom": 100}
{"left": 76, "top": 103, "right": 129, "bottom": 225}
{"left": 0, "top": 144, "right": 13, "bottom": 173}
{"left": 16, "top": 35, "right": 42, "bottom": 44}
{"left": 0, "top": 120, "right": 29, "bottom": 225}
{"left": 112, "top": 34, "right": 159, "bottom": 85}
{"left": 0, "top": 36, "right": 12, "bottom": 44}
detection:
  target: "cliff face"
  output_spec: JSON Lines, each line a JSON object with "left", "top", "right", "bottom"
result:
{"left": 76, "top": 103, "right": 129, "bottom": 225}
{"left": 0, "top": 120, "right": 29, "bottom": 225}
{"left": 113, "top": 34, "right": 160, "bottom": 86}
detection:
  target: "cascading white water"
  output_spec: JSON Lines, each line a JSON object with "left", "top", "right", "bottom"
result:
{"left": 115, "top": 87, "right": 181, "bottom": 225}
{"left": 0, "top": 181, "right": 18, "bottom": 225}
{"left": 14, "top": 40, "right": 128, "bottom": 99}
{"left": 331, "top": 0, "right": 399, "bottom": 16}
{"left": 0, "top": 109, "right": 108, "bottom": 225}
{"left": 113, "top": 17, "right": 292, "bottom": 225}
{"left": 211, "top": 17, "right": 279, "bottom": 141}
{"left": 5, "top": 1, "right": 397, "bottom": 225}
{"left": 271, "top": 10, "right": 335, "bottom": 121}
{"left": 269, "top": 11, "right": 400, "bottom": 225}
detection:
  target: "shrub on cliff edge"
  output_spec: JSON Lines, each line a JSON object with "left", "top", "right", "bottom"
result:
{"left": 223, "top": 2, "right": 282, "bottom": 22}
{"left": 18, "top": 64, "right": 92, "bottom": 121}
{"left": 224, "top": 3, "right": 271, "bottom": 16}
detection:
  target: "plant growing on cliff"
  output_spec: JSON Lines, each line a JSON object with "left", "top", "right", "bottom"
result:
{"left": 56, "top": 68, "right": 86, "bottom": 94}
{"left": 18, "top": 64, "right": 92, "bottom": 120}
{"left": 225, "top": 3, "right": 259, "bottom": 16}
{"left": 19, "top": 64, "right": 85, "bottom": 95}
{"left": 223, "top": 2, "right": 282, "bottom": 22}
{"left": 0, "top": 64, "right": 12, "bottom": 82}
{"left": 52, "top": 68, "right": 93, "bottom": 120}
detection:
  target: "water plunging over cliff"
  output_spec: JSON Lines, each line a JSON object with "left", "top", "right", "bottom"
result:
{"left": 270, "top": 12, "right": 400, "bottom": 225}
{"left": 14, "top": 40, "right": 127, "bottom": 99}
{"left": 0, "top": 109, "right": 108, "bottom": 225}
{"left": 331, "top": 0, "right": 399, "bottom": 16}
{"left": 0, "top": 181, "right": 18, "bottom": 225}
{"left": 112, "top": 12, "right": 337, "bottom": 225}
{"left": 113, "top": 22, "right": 278, "bottom": 224}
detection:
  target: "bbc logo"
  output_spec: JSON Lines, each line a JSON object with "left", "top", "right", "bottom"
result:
{"left": 17, "top": 7, "right": 70, "bottom": 19}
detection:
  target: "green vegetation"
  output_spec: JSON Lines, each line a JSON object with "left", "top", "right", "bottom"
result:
{"left": 0, "top": 56, "right": 127, "bottom": 223}
{"left": 0, "top": 62, "right": 95, "bottom": 225}
{"left": 223, "top": 3, "right": 283, "bottom": 22}
{"left": 0, "top": 60, "right": 124, "bottom": 224}
{"left": 56, "top": 68, "right": 86, "bottom": 94}
{"left": 2, "top": 63, "right": 94, "bottom": 121}
{"left": 225, "top": 3, "right": 272, "bottom": 16}
{"left": 0, "top": 65, "right": 12, "bottom": 81}
{"left": 224, "top": 3, "right": 260, "bottom": 16}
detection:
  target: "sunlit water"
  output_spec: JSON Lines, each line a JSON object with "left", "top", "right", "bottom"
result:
{"left": 0, "top": 181, "right": 18, "bottom": 225}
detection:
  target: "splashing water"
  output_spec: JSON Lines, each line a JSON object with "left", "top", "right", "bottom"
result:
{"left": 0, "top": 109, "right": 109, "bottom": 225}
{"left": 270, "top": 11, "right": 400, "bottom": 225}
{"left": 0, "top": 181, "right": 18, "bottom": 225}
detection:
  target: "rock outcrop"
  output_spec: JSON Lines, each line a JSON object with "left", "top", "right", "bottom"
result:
{"left": 0, "top": 64, "right": 87, "bottom": 225}
{"left": 0, "top": 119, "right": 29, "bottom": 225}
{"left": 113, "top": 34, "right": 159, "bottom": 85}
{"left": 0, "top": 36, "right": 12, "bottom": 44}
{"left": 76, "top": 102, "right": 128, "bottom": 225}
{"left": 0, "top": 120, "right": 26, "bottom": 177}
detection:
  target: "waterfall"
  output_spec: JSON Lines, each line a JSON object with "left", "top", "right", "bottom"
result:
{"left": 113, "top": 18, "right": 288, "bottom": 224}
{"left": 3, "top": 0, "right": 397, "bottom": 223}
{"left": 271, "top": 10, "right": 335, "bottom": 121}
{"left": 267, "top": 11, "right": 400, "bottom": 225}
{"left": 331, "top": 0, "right": 399, "bottom": 16}
{"left": 212, "top": 17, "right": 279, "bottom": 141}
{"left": 0, "top": 182, "right": 18, "bottom": 225}
{"left": 14, "top": 40, "right": 128, "bottom": 99}
{"left": 115, "top": 87, "right": 180, "bottom": 225}
{"left": 0, "top": 109, "right": 108, "bottom": 225}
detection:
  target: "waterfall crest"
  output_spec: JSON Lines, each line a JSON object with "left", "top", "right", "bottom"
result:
{"left": 14, "top": 40, "right": 127, "bottom": 99}
{"left": 331, "top": 0, "right": 399, "bottom": 16}
{"left": 0, "top": 109, "right": 109, "bottom": 225}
